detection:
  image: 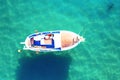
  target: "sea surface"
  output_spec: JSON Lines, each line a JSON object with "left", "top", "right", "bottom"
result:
{"left": 0, "top": 0, "right": 120, "bottom": 80}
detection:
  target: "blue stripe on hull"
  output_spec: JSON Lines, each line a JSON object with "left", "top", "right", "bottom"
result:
{"left": 29, "top": 33, "right": 41, "bottom": 38}
{"left": 29, "top": 31, "right": 60, "bottom": 38}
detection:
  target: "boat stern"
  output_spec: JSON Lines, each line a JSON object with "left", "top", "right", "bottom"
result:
{"left": 24, "top": 37, "right": 32, "bottom": 48}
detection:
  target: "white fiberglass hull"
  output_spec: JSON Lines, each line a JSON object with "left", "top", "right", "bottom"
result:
{"left": 21, "top": 30, "right": 85, "bottom": 52}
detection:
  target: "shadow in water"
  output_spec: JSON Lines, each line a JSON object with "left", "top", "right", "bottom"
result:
{"left": 17, "top": 53, "right": 72, "bottom": 80}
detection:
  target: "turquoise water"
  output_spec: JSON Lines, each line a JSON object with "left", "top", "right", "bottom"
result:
{"left": 0, "top": 0, "right": 120, "bottom": 80}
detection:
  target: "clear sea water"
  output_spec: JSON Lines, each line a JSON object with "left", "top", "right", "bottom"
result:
{"left": 0, "top": 0, "right": 120, "bottom": 80}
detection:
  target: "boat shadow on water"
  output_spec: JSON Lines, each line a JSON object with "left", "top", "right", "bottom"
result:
{"left": 16, "top": 52, "right": 72, "bottom": 80}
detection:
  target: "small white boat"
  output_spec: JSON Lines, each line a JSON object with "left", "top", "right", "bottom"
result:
{"left": 20, "top": 30, "right": 85, "bottom": 52}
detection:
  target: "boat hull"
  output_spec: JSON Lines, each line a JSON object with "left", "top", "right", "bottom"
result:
{"left": 22, "top": 30, "right": 85, "bottom": 52}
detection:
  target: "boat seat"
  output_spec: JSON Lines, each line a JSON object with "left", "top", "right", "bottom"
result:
{"left": 40, "top": 39, "right": 54, "bottom": 48}
{"left": 33, "top": 39, "right": 54, "bottom": 48}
